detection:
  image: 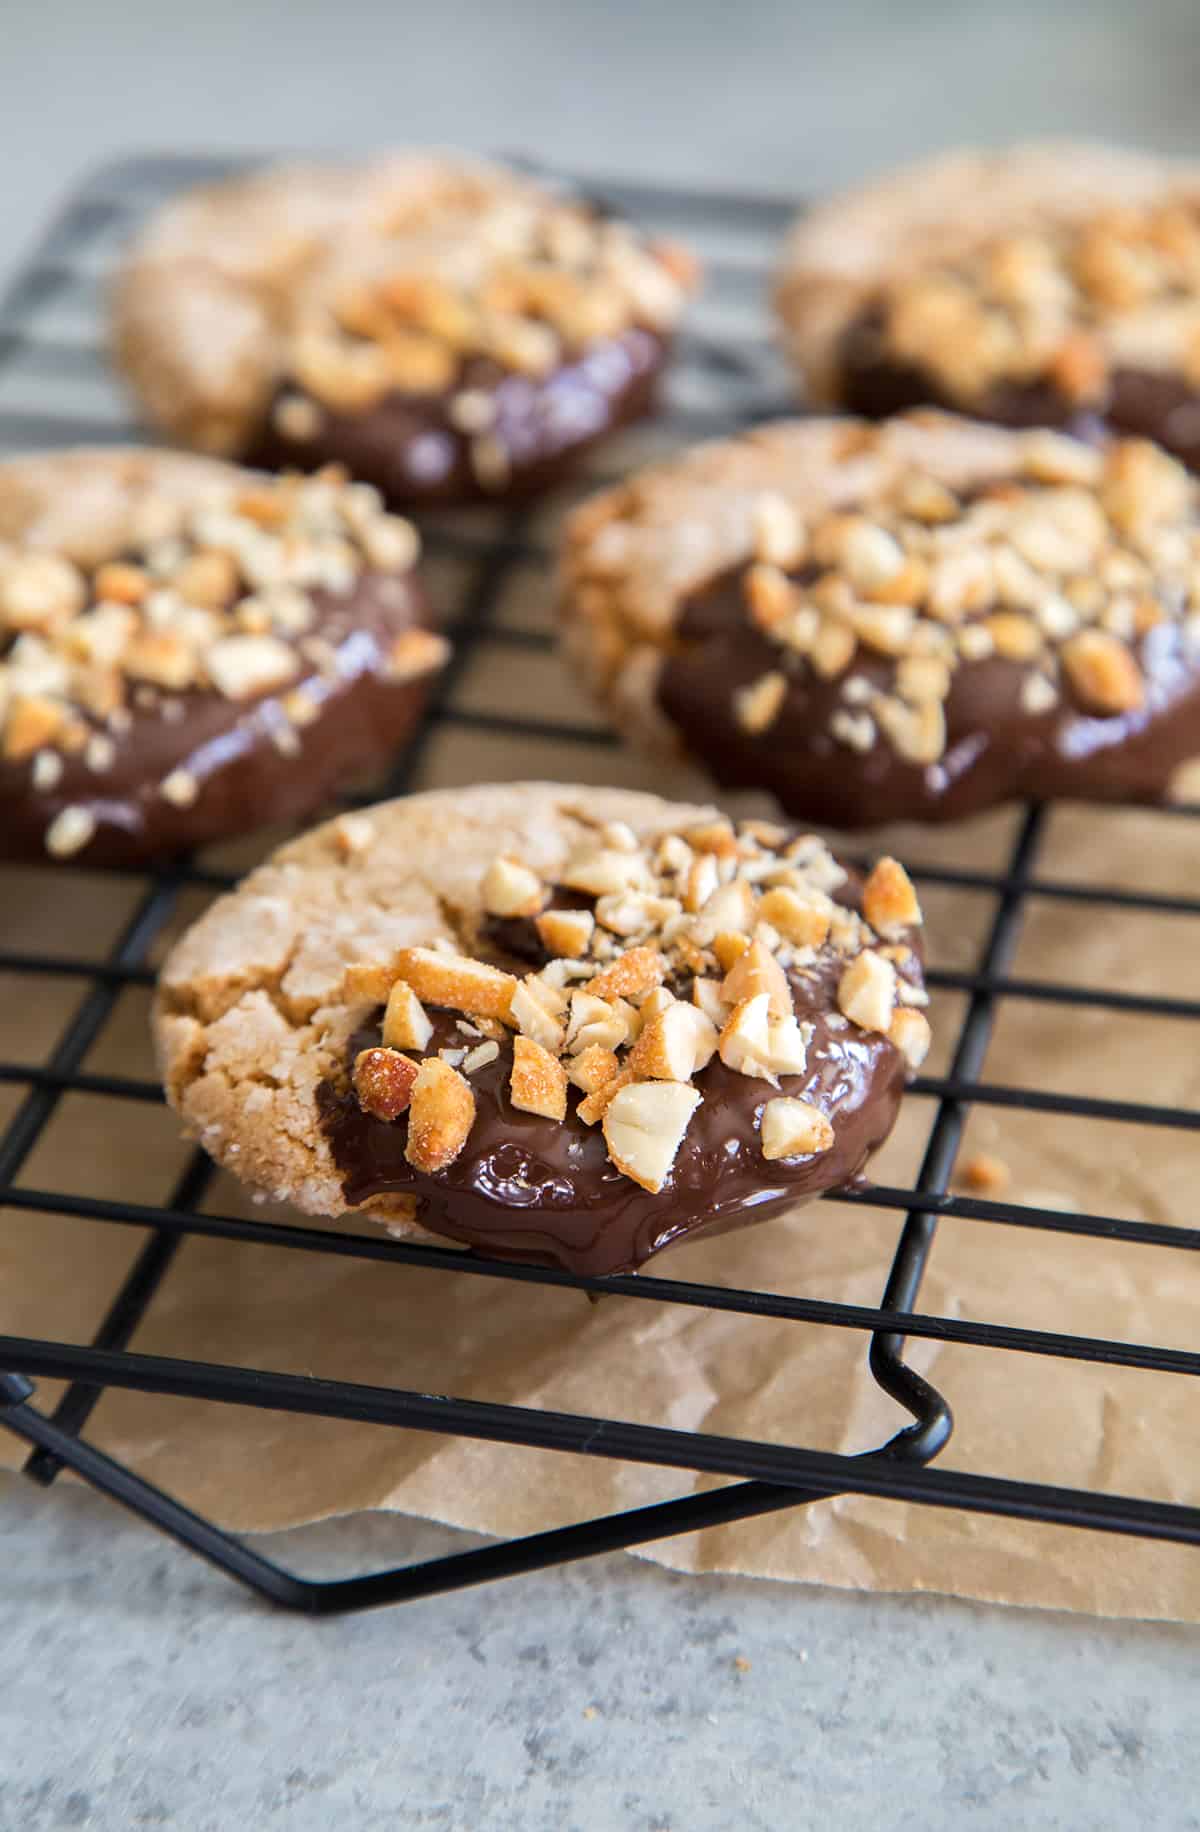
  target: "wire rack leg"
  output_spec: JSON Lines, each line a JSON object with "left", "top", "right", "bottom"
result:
{"left": 3, "top": 1371, "right": 872, "bottom": 1615}
{"left": 869, "top": 805, "right": 1047, "bottom": 1449}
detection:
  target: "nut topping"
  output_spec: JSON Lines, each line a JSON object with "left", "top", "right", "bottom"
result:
{"left": 481, "top": 855, "right": 546, "bottom": 918}
{"left": 205, "top": 633, "right": 300, "bottom": 701}
{"left": 353, "top": 1046, "right": 418, "bottom": 1121}
{"left": 510, "top": 1035, "right": 568, "bottom": 1121}
{"left": 888, "top": 1007, "right": 933, "bottom": 1071}
{"left": 729, "top": 439, "right": 1189, "bottom": 765}
{"left": 627, "top": 1002, "right": 718, "bottom": 1081}
{"left": 836, "top": 950, "right": 897, "bottom": 1034}
{"left": 719, "top": 938, "right": 793, "bottom": 1020}
{"left": 567, "top": 1043, "right": 621, "bottom": 1096}
{"left": 760, "top": 1097, "right": 835, "bottom": 1161}
{"left": 862, "top": 858, "right": 922, "bottom": 939}
{"left": 508, "top": 975, "right": 567, "bottom": 1053}
{"left": 1061, "top": 628, "right": 1145, "bottom": 714}
{"left": 734, "top": 670, "right": 787, "bottom": 735}
{"left": 44, "top": 804, "right": 96, "bottom": 859}
{"left": 869, "top": 201, "right": 1200, "bottom": 414}
{"left": 1, "top": 465, "right": 435, "bottom": 859}
{"left": 346, "top": 816, "right": 926, "bottom": 1188}
{"left": 568, "top": 419, "right": 1200, "bottom": 783}
{"left": 382, "top": 981, "right": 434, "bottom": 1052}
{"left": 758, "top": 886, "right": 832, "bottom": 948}
{"left": 587, "top": 945, "right": 666, "bottom": 1003}
{"left": 536, "top": 907, "right": 596, "bottom": 957}
{"left": 601, "top": 1080, "right": 702, "bottom": 1193}
{"left": 404, "top": 1057, "right": 476, "bottom": 1173}
{"left": 718, "top": 994, "right": 775, "bottom": 1082}
{"left": 278, "top": 180, "right": 695, "bottom": 425}
{"left": 393, "top": 947, "right": 516, "bottom": 1020}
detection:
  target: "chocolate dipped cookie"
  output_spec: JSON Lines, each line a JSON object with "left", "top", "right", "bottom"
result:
{"left": 0, "top": 450, "right": 443, "bottom": 866}
{"left": 561, "top": 411, "right": 1200, "bottom": 827}
{"left": 155, "top": 784, "right": 929, "bottom": 1276}
{"left": 114, "top": 154, "right": 697, "bottom": 506}
{"left": 775, "top": 141, "right": 1200, "bottom": 469}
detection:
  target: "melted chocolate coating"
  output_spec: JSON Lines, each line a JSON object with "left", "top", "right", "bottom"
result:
{"left": 837, "top": 310, "right": 1200, "bottom": 472}
{"left": 250, "top": 329, "right": 668, "bottom": 509}
{"left": 318, "top": 876, "right": 920, "bottom": 1277}
{"left": 1, "top": 570, "right": 434, "bottom": 868}
{"left": 657, "top": 568, "right": 1200, "bottom": 828}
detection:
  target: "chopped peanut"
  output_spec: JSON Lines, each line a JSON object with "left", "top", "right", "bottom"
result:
{"left": 567, "top": 1044, "right": 621, "bottom": 1096}
{"left": 382, "top": 981, "right": 434, "bottom": 1052}
{"left": 720, "top": 939, "right": 793, "bottom": 1019}
{"left": 481, "top": 855, "right": 545, "bottom": 918}
{"left": 628, "top": 1002, "right": 718, "bottom": 1081}
{"left": 353, "top": 1047, "right": 419, "bottom": 1121}
{"left": 602, "top": 1080, "right": 701, "bottom": 1192}
{"left": 862, "top": 858, "right": 922, "bottom": 938}
{"left": 509, "top": 975, "right": 567, "bottom": 1053}
{"left": 758, "top": 885, "right": 832, "bottom": 947}
{"left": 1061, "top": 629, "right": 1144, "bottom": 714}
{"left": 393, "top": 947, "right": 516, "bottom": 1020}
{"left": 760, "top": 1097, "right": 835, "bottom": 1161}
{"left": 510, "top": 1035, "right": 568, "bottom": 1121}
{"left": 536, "top": 907, "right": 595, "bottom": 957}
{"left": 587, "top": 945, "right": 666, "bottom": 1003}
{"left": 887, "top": 1006, "right": 932, "bottom": 1071}
{"left": 404, "top": 1057, "right": 476, "bottom": 1172}
{"left": 837, "top": 950, "right": 897, "bottom": 1034}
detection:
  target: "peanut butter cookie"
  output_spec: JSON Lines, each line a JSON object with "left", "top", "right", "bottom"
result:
{"left": 155, "top": 783, "right": 927, "bottom": 1275}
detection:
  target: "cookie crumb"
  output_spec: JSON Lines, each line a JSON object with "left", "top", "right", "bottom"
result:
{"left": 958, "top": 1151, "right": 1011, "bottom": 1194}
{"left": 733, "top": 1655, "right": 752, "bottom": 1673}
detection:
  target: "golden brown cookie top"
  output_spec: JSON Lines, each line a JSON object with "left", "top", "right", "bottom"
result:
{"left": 113, "top": 153, "right": 697, "bottom": 454}
{"left": 775, "top": 142, "right": 1200, "bottom": 405}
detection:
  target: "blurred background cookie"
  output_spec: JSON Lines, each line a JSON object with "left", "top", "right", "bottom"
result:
{"left": 561, "top": 410, "right": 1200, "bottom": 826}
{"left": 113, "top": 153, "right": 697, "bottom": 507}
{"left": 0, "top": 449, "right": 442, "bottom": 866}
{"left": 775, "top": 142, "right": 1200, "bottom": 471}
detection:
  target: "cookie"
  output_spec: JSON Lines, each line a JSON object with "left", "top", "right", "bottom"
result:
{"left": 155, "top": 783, "right": 928, "bottom": 1277}
{"left": 560, "top": 411, "right": 1200, "bottom": 827}
{"left": 774, "top": 141, "right": 1200, "bottom": 471}
{"left": 0, "top": 449, "right": 444, "bottom": 867}
{"left": 113, "top": 154, "right": 697, "bottom": 507}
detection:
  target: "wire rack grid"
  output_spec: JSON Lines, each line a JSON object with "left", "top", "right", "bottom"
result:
{"left": 3, "top": 154, "right": 1200, "bottom": 1615}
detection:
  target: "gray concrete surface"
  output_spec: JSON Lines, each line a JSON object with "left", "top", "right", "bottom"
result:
{"left": 4, "top": 1481, "right": 1200, "bottom": 1832}
{"left": 6, "top": 2, "right": 1200, "bottom": 1826}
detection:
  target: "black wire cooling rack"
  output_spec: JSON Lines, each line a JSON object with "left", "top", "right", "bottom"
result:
{"left": 3, "top": 154, "right": 1200, "bottom": 1615}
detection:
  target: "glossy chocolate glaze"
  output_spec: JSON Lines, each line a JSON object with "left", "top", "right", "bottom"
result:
{"left": 1, "top": 570, "right": 433, "bottom": 868}
{"left": 837, "top": 310, "right": 1200, "bottom": 471}
{"left": 250, "top": 329, "right": 668, "bottom": 509}
{"left": 657, "top": 568, "right": 1200, "bottom": 828}
{"left": 317, "top": 877, "right": 920, "bottom": 1277}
